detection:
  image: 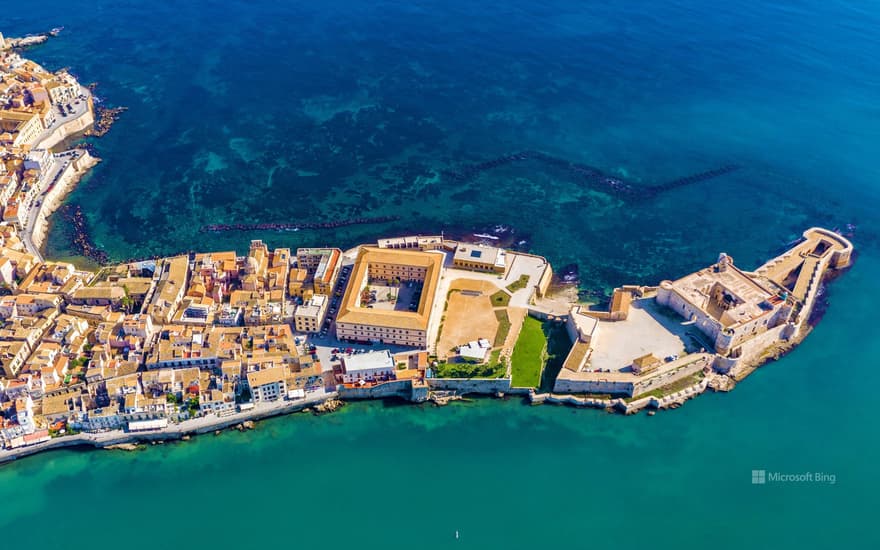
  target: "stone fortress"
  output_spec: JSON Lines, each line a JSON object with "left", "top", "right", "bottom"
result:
{"left": 552, "top": 227, "right": 853, "bottom": 398}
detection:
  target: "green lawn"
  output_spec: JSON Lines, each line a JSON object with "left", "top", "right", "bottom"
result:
{"left": 433, "top": 349, "right": 506, "bottom": 378}
{"left": 510, "top": 316, "right": 548, "bottom": 388}
{"left": 493, "top": 309, "right": 511, "bottom": 347}
{"left": 506, "top": 275, "right": 530, "bottom": 293}
{"left": 490, "top": 290, "right": 511, "bottom": 307}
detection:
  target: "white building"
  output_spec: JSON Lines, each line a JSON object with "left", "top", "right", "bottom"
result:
{"left": 246, "top": 367, "right": 287, "bottom": 402}
{"left": 24, "top": 149, "right": 55, "bottom": 173}
{"left": 458, "top": 339, "right": 491, "bottom": 362}
{"left": 128, "top": 418, "right": 169, "bottom": 432}
{"left": 341, "top": 350, "right": 396, "bottom": 384}
{"left": 79, "top": 407, "right": 122, "bottom": 432}
{"left": 452, "top": 244, "right": 507, "bottom": 274}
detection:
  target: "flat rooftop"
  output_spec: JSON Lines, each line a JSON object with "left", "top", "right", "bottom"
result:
{"left": 667, "top": 261, "right": 776, "bottom": 328}
{"left": 343, "top": 349, "right": 394, "bottom": 372}
{"left": 454, "top": 244, "right": 506, "bottom": 268}
{"left": 377, "top": 235, "right": 443, "bottom": 248}
{"left": 336, "top": 247, "right": 442, "bottom": 331}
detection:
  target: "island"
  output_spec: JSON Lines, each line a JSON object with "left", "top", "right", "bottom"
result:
{"left": 0, "top": 32, "right": 854, "bottom": 463}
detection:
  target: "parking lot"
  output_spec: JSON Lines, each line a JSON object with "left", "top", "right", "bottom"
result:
{"left": 315, "top": 262, "right": 353, "bottom": 340}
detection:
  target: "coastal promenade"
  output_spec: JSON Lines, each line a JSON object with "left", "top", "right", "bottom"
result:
{"left": 0, "top": 388, "right": 337, "bottom": 465}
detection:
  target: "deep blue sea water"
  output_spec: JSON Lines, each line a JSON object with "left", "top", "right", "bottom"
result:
{"left": 3, "top": 1, "right": 879, "bottom": 548}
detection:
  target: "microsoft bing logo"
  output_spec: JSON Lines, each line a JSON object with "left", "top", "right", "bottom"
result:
{"left": 752, "top": 470, "right": 766, "bottom": 485}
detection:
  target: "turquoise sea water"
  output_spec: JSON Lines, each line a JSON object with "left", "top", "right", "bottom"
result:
{"left": 4, "top": 1, "right": 880, "bottom": 547}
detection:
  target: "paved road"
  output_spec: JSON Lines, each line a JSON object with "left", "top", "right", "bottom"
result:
{"left": 19, "top": 152, "right": 83, "bottom": 262}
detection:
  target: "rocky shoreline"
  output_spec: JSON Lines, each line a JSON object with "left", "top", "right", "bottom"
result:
{"left": 83, "top": 106, "right": 127, "bottom": 137}
{"left": 6, "top": 27, "right": 61, "bottom": 49}
{"left": 57, "top": 203, "right": 110, "bottom": 264}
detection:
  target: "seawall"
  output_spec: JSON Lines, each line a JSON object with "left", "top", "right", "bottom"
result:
{"left": 426, "top": 377, "right": 513, "bottom": 395}
{"left": 0, "top": 390, "right": 336, "bottom": 465}
{"left": 38, "top": 107, "right": 95, "bottom": 150}
{"left": 31, "top": 151, "right": 99, "bottom": 253}
{"left": 531, "top": 376, "right": 710, "bottom": 415}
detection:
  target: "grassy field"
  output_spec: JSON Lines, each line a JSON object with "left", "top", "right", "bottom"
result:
{"left": 490, "top": 290, "right": 511, "bottom": 307}
{"left": 506, "top": 274, "right": 530, "bottom": 293}
{"left": 510, "top": 316, "right": 547, "bottom": 388}
{"left": 433, "top": 349, "right": 506, "bottom": 378}
{"left": 493, "top": 309, "right": 511, "bottom": 347}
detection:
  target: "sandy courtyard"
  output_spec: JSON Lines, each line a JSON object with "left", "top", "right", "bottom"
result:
{"left": 437, "top": 290, "right": 499, "bottom": 359}
{"left": 588, "top": 298, "right": 697, "bottom": 372}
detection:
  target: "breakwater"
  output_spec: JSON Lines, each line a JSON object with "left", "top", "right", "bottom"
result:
{"left": 199, "top": 215, "right": 401, "bottom": 233}
{"left": 83, "top": 106, "right": 127, "bottom": 137}
{"left": 61, "top": 213, "right": 402, "bottom": 266}
{"left": 648, "top": 164, "right": 740, "bottom": 194}
{"left": 441, "top": 150, "right": 739, "bottom": 197}
{"left": 441, "top": 150, "right": 636, "bottom": 196}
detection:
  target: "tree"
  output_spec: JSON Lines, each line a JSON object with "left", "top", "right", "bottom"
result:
{"left": 120, "top": 284, "right": 135, "bottom": 313}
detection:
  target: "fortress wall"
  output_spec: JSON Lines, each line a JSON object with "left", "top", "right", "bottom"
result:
{"left": 565, "top": 314, "right": 580, "bottom": 343}
{"left": 536, "top": 376, "right": 710, "bottom": 414}
{"left": 795, "top": 256, "right": 833, "bottom": 332}
{"left": 532, "top": 393, "right": 613, "bottom": 409}
{"left": 713, "top": 323, "right": 790, "bottom": 374}
{"left": 632, "top": 359, "right": 706, "bottom": 396}
{"left": 38, "top": 108, "right": 95, "bottom": 150}
{"left": 426, "top": 377, "right": 512, "bottom": 395}
{"left": 659, "top": 286, "right": 722, "bottom": 350}
{"left": 526, "top": 307, "right": 563, "bottom": 321}
{"left": 552, "top": 378, "right": 634, "bottom": 396}
{"left": 535, "top": 262, "right": 553, "bottom": 298}
{"left": 338, "top": 380, "right": 413, "bottom": 400}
